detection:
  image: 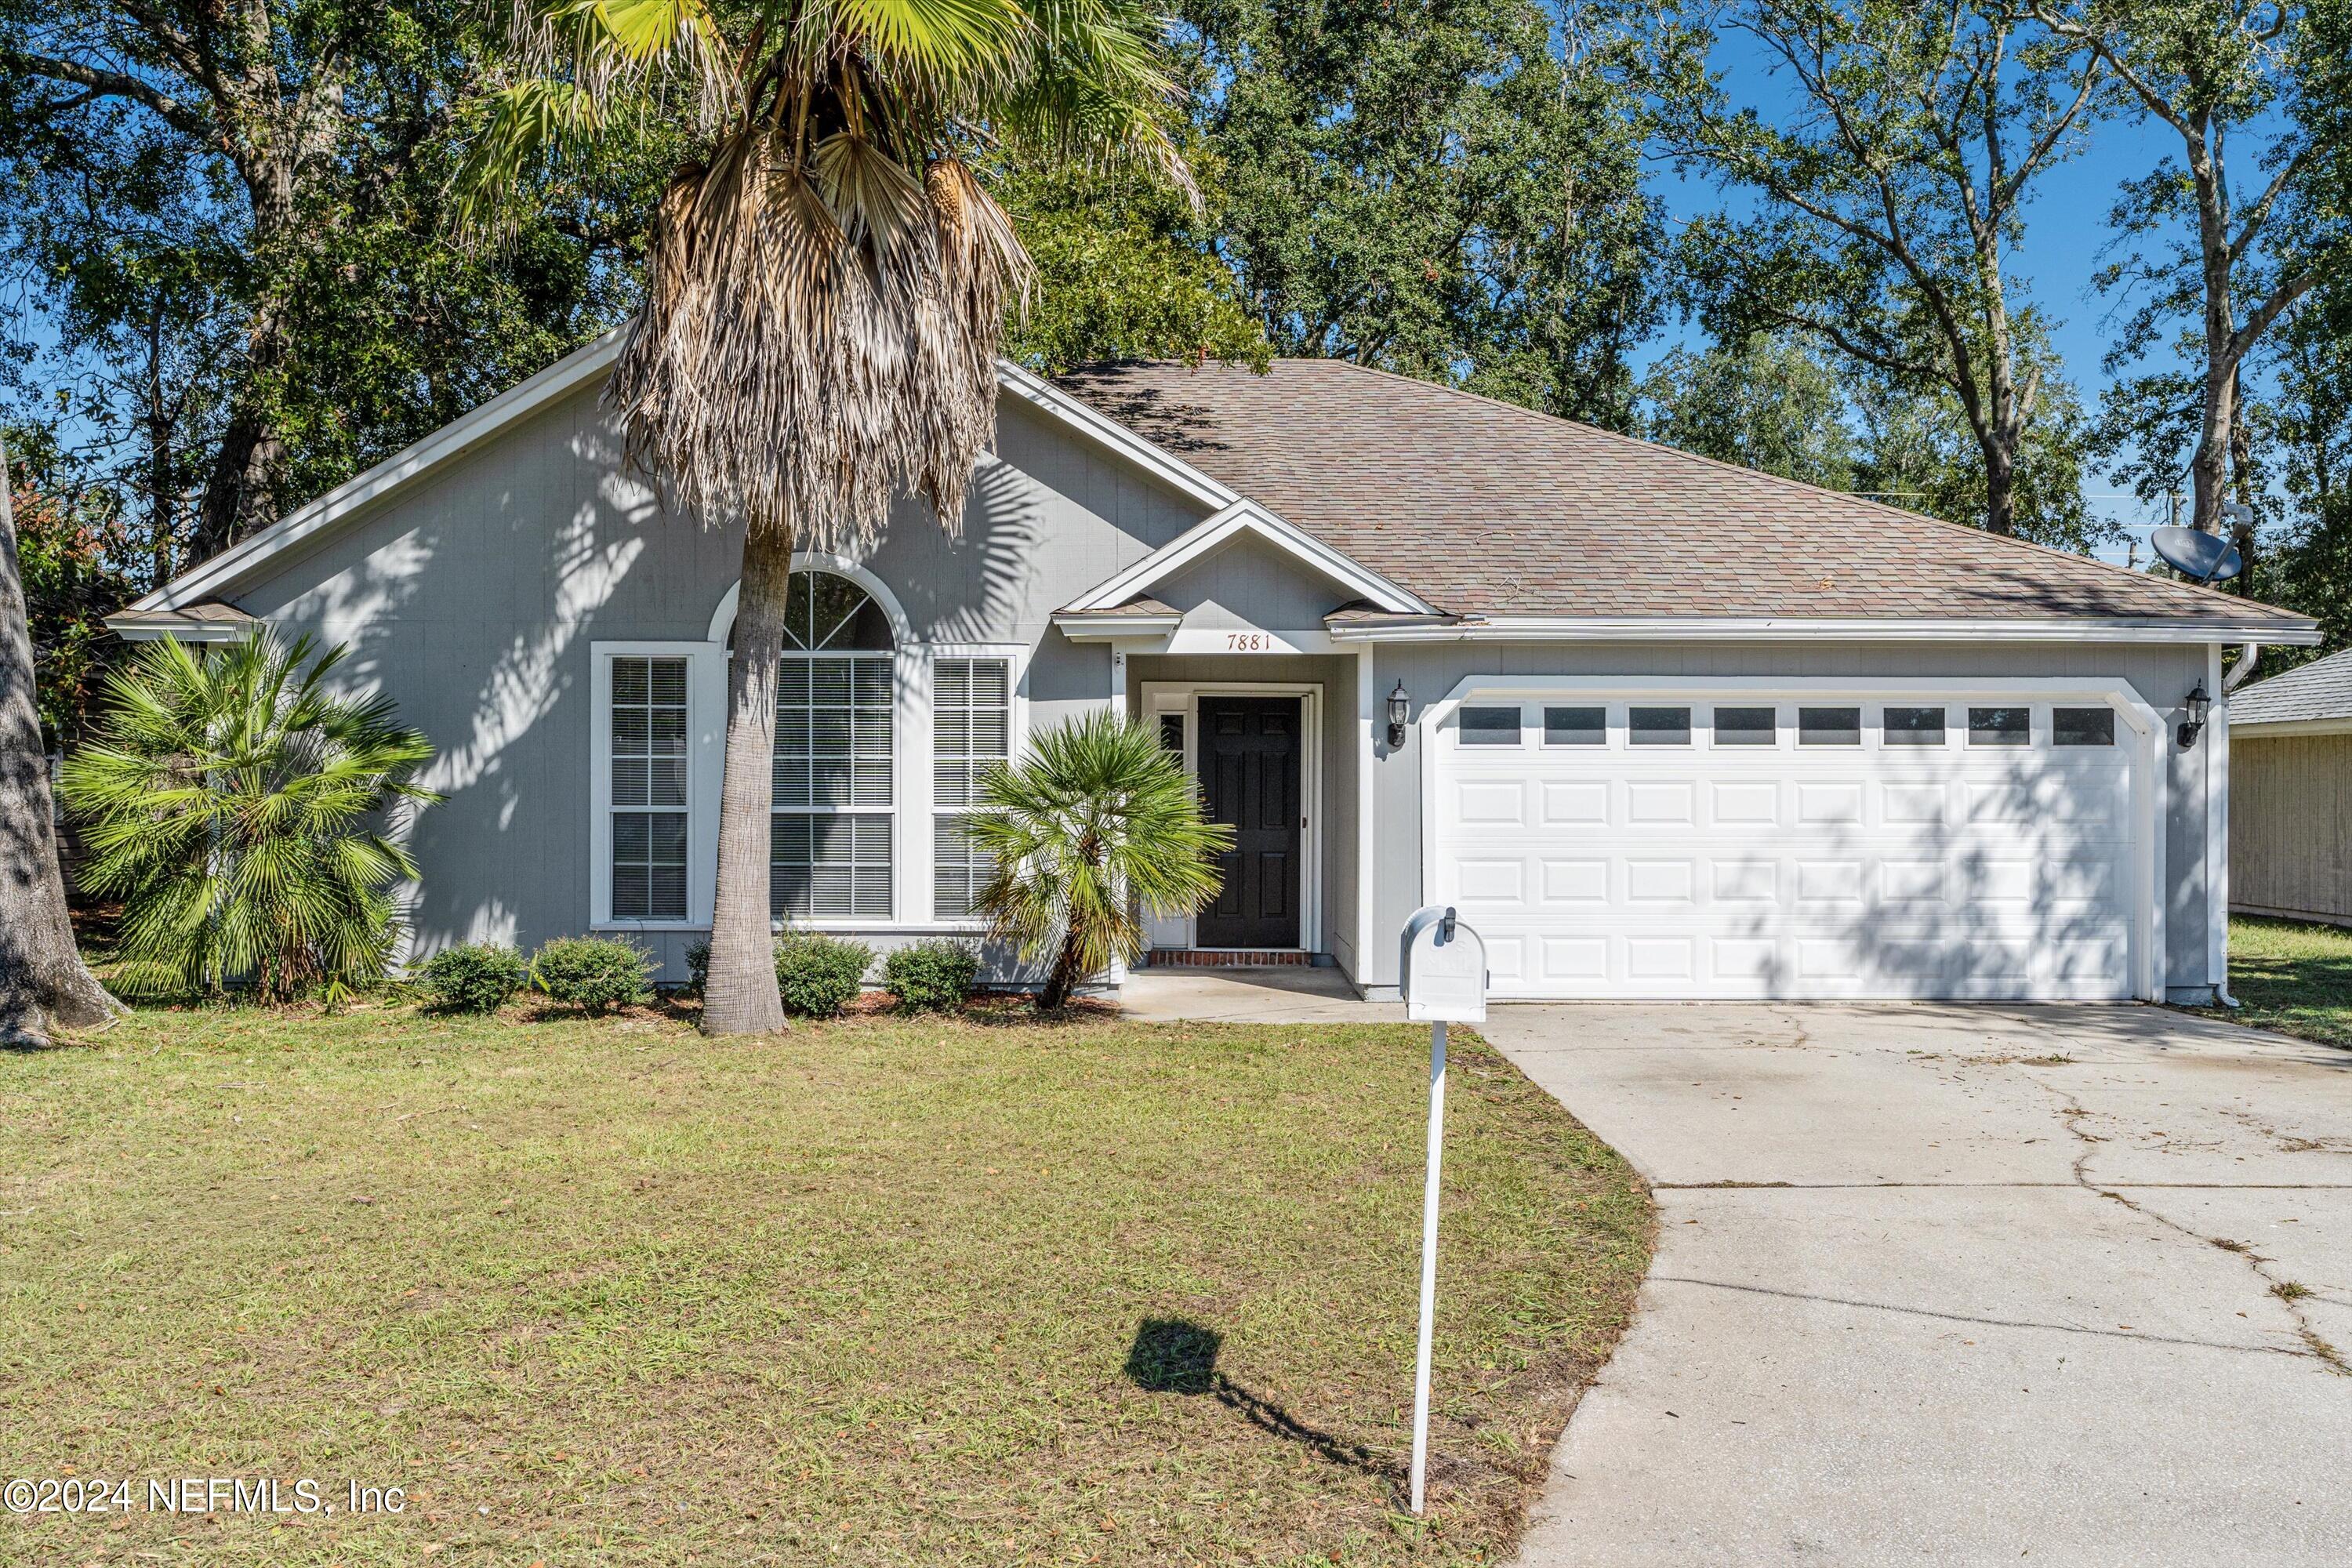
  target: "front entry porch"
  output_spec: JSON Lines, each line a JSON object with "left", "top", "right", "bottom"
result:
{"left": 1122, "top": 652, "right": 1363, "bottom": 976}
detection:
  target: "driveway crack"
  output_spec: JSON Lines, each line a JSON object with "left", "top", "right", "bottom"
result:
{"left": 2042, "top": 1087, "right": 2349, "bottom": 1377}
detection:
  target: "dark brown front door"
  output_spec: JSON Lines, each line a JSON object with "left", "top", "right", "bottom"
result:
{"left": 1196, "top": 696, "right": 1301, "bottom": 949}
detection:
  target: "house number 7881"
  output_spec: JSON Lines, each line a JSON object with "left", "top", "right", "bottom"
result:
{"left": 1224, "top": 633, "right": 1278, "bottom": 652}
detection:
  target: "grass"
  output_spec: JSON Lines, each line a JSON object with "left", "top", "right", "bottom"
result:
{"left": 2219, "top": 916, "right": 2352, "bottom": 1049}
{"left": 0, "top": 1001, "right": 1651, "bottom": 1566}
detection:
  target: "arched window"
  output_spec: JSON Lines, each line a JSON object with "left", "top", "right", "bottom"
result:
{"left": 755, "top": 570, "right": 895, "bottom": 920}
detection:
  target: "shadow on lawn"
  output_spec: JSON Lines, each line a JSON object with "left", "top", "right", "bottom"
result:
{"left": 1127, "top": 1317, "right": 1392, "bottom": 1479}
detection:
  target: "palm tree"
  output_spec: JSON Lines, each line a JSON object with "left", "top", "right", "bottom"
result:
{"left": 968, "top": 712, "right": 1229, "bottom": 1010}
{"left": 62, "top": 634, "right": 438, "bottom": 1002}
{"left": 454, "top": 0, "right": 1192, "bottom": 1033}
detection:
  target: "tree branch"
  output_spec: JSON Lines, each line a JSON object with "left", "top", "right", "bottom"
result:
{"left": 5, "top": 52, "right": 213, "bottom": 142}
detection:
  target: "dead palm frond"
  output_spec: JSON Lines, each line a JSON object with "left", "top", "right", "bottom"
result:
{"left": 455, "top": 0, "right": 1189, "bottom": 552}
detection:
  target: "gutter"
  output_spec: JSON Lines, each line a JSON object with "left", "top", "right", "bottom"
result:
{"left": 1320, "top": 615, "right": 2323, "bottom": 645}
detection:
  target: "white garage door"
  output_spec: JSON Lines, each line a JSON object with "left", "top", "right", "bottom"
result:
{"left": 1431, "top": 690, "right": 2147, "bottom": 1000}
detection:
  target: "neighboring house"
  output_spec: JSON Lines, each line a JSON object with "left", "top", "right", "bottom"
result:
{"left": 108, "top": 336, "right": 2317, "bottom": 1002}
{"left": 2226, "top": 648, "right": 2352, "bottom": 927}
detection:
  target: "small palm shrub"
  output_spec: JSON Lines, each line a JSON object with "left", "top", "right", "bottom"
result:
{"left": 884, "top": 939, "right": 978, "bottom": 1011}
{"left": 62, "top": 633, "right": 437, "bottom": 1001}
{"left": 418, "top": 943, "right": 529, "bottom": 1013}
{"left": 532, "top": 937, "right": 654, "bottom": 1014}
{"left": 969, "top": 713, "right": 1232, "bottom": 1010}
{"left": 776, "top": 932, "right": 873, "bottom": 1017}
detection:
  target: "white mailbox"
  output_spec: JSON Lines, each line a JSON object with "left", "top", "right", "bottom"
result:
{"left": 1399, "top": 904, "right": 1486, "bottom": 1023}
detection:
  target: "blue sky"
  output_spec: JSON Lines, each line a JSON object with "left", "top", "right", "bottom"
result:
{"left": 1627, "top": 26, "right": 2235, "bottom": 568}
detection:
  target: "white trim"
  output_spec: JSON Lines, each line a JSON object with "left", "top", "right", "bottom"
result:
{"left": 589, "top": 641, "right": 724, "bottom": 931}
{"left": 1354, "top": 645, "right": 1377, "bottom": 987}
{"left": 2208, "top": 643, "right": 2230, "bottom": 1001}
{"left": 2227, "top": 715, "right": 2352, "bottom": 737}
{"left": 702, "top": 552, "right": 914, "bottom": 648}
{"left": 995, "top": 361, "right": 1240, "bottom": 510}
{"left": 107, "top": 611, "right": 257, "bottom": 643}
{"left": 1051, "top": 611, "right": 1183, "bottom": 641}
{"left": 1140, "top": 681, "right": 1323, "bottom": 955}
{"left": 132, "top": 330, "right": 627, "bottom": 612}
{"left": 1417, "top": 674, "right": 2172, "bottom": 1003}
{"left": 1328, "top": 615, "right": 2321, "bottom": 645}
{"left": 1063, "top": 499, "right": 1432, "bottom": 617}
{"left": 924, "top": 641, "right": 1031, "bottom": 924}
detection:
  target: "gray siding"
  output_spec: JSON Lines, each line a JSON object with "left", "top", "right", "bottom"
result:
{"left": 232, "top": 382, "right": 1210, "bottom": 975}
{"left": 1367, "top": 639, "right": 2219, "bottom": 996}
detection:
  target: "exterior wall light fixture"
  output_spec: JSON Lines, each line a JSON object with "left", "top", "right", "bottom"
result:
{"left": 1388, "top": 682, "right": 1410, "bottom": 749}
{"left": 2178, "top": 682, "right": 2210, "bottom": 750}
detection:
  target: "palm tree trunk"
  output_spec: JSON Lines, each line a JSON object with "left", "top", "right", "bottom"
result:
{"left": 702, "top": 522, "right": 793, "bottom": 1035}
{"left": 1040, "top": 920, "right": 1088, "bottom": 1011}
{"left": 0, "top": 441, "right": 122, "bottom": 1043}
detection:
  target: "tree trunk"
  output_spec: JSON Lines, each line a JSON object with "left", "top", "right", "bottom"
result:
{"left": 1982, "top": 432, "right": 2017, "bottom": 537}
{"left": 192, "top": 383, "right": 289, "bottom": 562}
{"left": 1038, "top": 920, "right": 1089, "bottom": 1012}
{"left": 0, "top": 442, "right": 122, "bottom": 1044}
{"left": 2190, "top": 337, "right": 2234, "bottom": 535}
{"left": 702, "top": 523, "right": 792, "bottom": 1035}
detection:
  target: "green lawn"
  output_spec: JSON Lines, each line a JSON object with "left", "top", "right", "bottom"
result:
{"left": 0, "top": 1002, "right": 1650, "bottom": 1566}
{"left": 2223, "top": 916, "right": 2352, "bottom": 1050}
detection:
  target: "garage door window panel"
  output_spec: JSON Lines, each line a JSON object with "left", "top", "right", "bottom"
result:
{"left": 1544, "top": 706, "right": 1605, "bottom": 746}
{"left": 1712, "top": 706, "right": 1777, "bottom": 746}
{"left": 1884, "top": 706, "right": 1947, "bottom": 746}
{"left": 1461, "top": 706, "right": 1522, "bottom": 746}
{"left": 2053, "top": 706, "right": 2114, "bottom": 746}
{"left": 1630, "top": 706, "right": 1691, "bottom": 746}
{"left": 1969, "top": 706, "right": 2031, "bottom": 747}
{"left": 1798, "top": 706, "right": 1862, "bottom": 746}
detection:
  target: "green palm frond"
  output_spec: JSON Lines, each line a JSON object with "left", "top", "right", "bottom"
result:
{"left": 60, "top": 633, "right": 441, "bottom": 1003}
{"left": 967, "top": 713, "right": 1231, "bottom": 1004}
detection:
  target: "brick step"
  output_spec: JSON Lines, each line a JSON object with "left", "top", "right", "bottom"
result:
{"left": 1144, "top": 949, "right": 1314, "bottom": 968}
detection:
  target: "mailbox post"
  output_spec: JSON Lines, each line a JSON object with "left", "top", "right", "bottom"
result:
{"left": 1398, "top": 905, "right": 1486, "bottom": 1515}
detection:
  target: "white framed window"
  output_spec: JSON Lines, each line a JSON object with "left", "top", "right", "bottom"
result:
{"left": 932, "top": 655, "right": 1014, "bottom": 917}
{"left": 591, "top": 642, "right": 721, "bottom": 930}
{"left": 760, "top": 570, "right": 896, "bottom": 920}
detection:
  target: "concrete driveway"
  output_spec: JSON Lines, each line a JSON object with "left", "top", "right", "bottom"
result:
{"left": 1483, "top": 1003, "right": 2352, "bottom": 1567}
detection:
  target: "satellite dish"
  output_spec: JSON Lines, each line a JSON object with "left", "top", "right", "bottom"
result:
{"left": 2150, "top": 525, "right": 2245, "bottom": 584}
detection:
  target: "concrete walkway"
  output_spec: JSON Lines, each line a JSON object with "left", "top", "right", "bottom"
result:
{"left": 1120, "top": 965, "right": 1404, "bottom": 1024}
{"left": 1482, "top": 1003, "right": 2352, "bottom": 1567}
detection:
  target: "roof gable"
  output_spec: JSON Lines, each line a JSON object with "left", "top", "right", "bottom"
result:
{"left": 121, "top": 339, "right": 1246, "bottom": 620}
{"left": 1061, "top": 497, "right": 1431, "bottom": 617}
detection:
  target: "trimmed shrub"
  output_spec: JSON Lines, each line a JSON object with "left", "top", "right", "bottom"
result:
{"left": 684, "top": 939, "right": 711, "bottom": 997}
{"left": 775, "top": 932, "right": 874, "bottom": 1018}
{"left": 417, "top": 943, "right": 529, "bottom": 1013}
{"left": 532, "top": 937, "right": 655, "bottom": 1014}
{"left": 884, "top": 939, "right": 978, "bottom": 1012}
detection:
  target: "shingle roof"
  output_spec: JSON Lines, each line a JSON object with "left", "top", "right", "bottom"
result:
{"left": 1054, "top": 358, "right": 2312, "bottom": 632}
{"left": 2231, "top": 649, "right": 2352, "bottom": 724}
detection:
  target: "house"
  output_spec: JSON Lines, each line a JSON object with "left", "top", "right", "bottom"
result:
{"left": 2224, "top": 648, "right": 2352, "bottom": 927}
{"left": 108, "top": 335, "right": 2318, "bottom": 1002}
